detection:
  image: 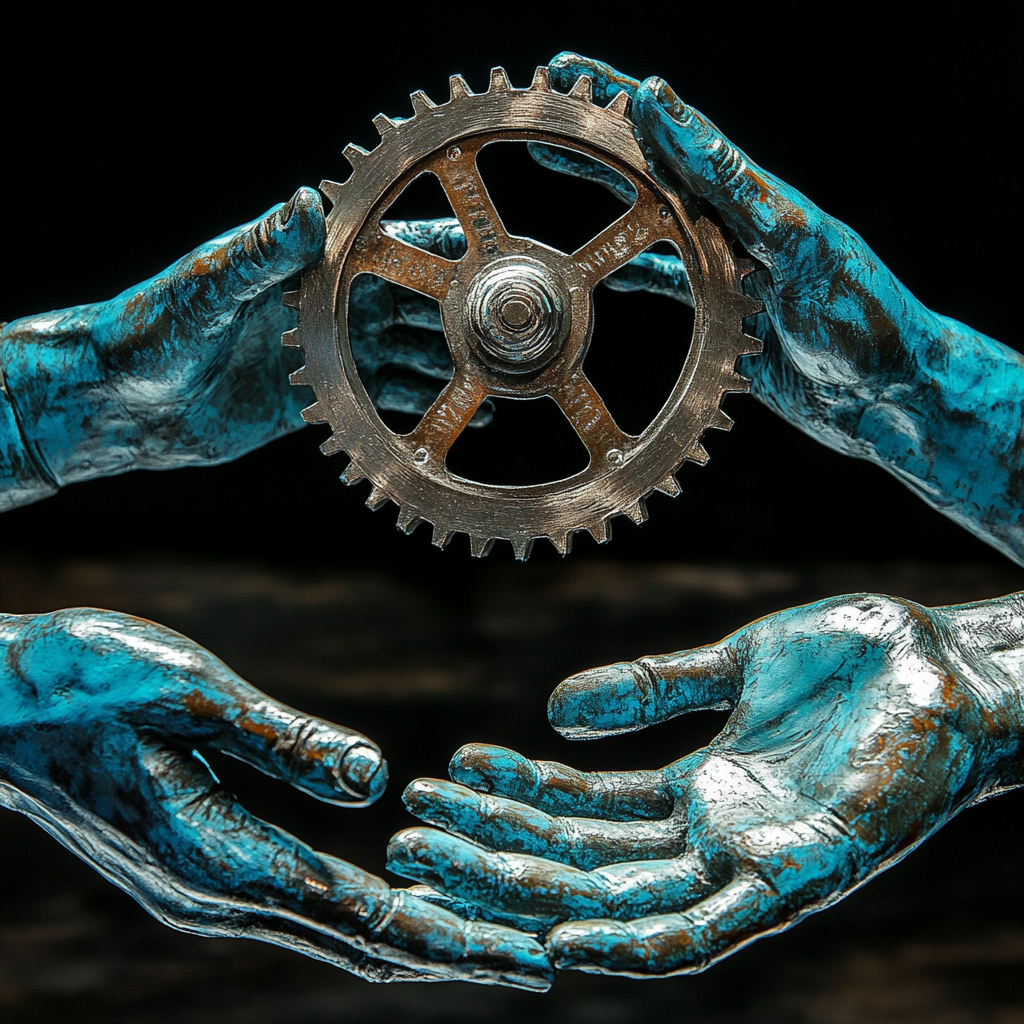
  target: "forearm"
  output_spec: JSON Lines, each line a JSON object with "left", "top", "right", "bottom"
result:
{"left": 0, "top": 355, "right": 57, "bottom": 510}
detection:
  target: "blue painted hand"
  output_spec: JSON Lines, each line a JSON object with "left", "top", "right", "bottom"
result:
{"left": 529, "top": 54, "right": 1023, "bottom": 563}
{"left": 0, "top": 193, "right": 485, "bottom": 507}
{"left": 0, "top": 609, "right": 551, "bottom": 989}
{"left": 389, "top": 592, "right": 1023, "bottom": 976}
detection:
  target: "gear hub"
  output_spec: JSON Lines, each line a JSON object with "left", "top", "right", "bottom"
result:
{"left": 284, "top": 67, "right": 761, "bottom": 559}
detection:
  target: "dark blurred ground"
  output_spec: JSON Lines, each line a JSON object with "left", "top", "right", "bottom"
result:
{"left": 1, "top": 554, "right": 1021, "bottom": 1024}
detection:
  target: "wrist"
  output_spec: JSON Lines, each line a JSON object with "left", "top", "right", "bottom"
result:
{"left": 938, "top": 593, "right": 1024, "bottom": 796}
{"left": 0, "top": 305, "right": 138, "bottom": 488}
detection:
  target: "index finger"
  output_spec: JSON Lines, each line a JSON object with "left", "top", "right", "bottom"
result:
{"left": 634, "top": 77, "right": 821, "bottom": 260}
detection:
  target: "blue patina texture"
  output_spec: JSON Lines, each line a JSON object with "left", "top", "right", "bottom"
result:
{"left": 392, "top": 592, "right": 1023, "bottom": 975}
{"left": 0, "top": 607, "right": 551, "bottom": 987}
{"left": 387, "top": 54, "right": 1024, "bottom": 979}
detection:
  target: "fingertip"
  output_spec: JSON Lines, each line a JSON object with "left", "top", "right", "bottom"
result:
{"left": 273, "top": 186, "right": 326, "bottom": 249}
{"left": 339, "top": 742, "right": 387, "bottom": 803}
{"left": 547, "top": 663, "right": 634, "bottom": 739}
{"left": 448, "top": 743, "right": 516, "bottom": 790}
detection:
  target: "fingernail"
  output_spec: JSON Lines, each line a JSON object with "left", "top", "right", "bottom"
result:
{"left": 646, "top": 77, "right": 688, "bottom": 122}
{"left": 340, "top": 743, "right": 387, "bottom": 799}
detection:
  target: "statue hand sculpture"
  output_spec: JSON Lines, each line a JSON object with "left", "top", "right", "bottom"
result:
{"left": 0, "top": 609, "right": 551, "bottom": 988}
{"left": 0, "top": 190, "right": 483, "bottom": 509}
{"left": 530, "top": 55, "right": 1023, "bottom": 564}
{"left": 389, "top": 592, "right": 1023, "bottom": 976}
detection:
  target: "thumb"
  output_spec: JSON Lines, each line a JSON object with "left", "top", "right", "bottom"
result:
{"left": 176, "top": 186, "right": 326, "bottom": 313}
{"left": 548, "top": 643, "right": 742, "bottom": 740}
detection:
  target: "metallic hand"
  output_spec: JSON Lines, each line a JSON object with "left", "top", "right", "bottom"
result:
{"left": 389, "top": 592, "right": 1023, "bottom": 977}
{"left": 531, "top": 54, "right": 1023, "bottom": 564}
{"left": 0, "top": 192, "right": 484, "bottom": 504}
{"left": 0, "top": 609, "right": 551, "bottom": 989}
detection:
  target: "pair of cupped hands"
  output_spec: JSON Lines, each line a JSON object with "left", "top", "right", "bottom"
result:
{"left": 2, "top": 55, "right": 1021, "bottom": 991}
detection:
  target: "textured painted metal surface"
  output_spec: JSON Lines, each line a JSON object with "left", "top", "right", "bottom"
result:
{"left": 387, "top": 54, "right": 1024, "bottom": 978}
{"left": 0, "top": 608, "right": 551, "bottom": 988}
{"left": 391, "top": 590, "right": 1023, "bottom": 976}
{"left": 0, "top": 195, "right": 487, "bottom": 512}
{"left": 525, "top": 54, "right": 1024, "bottom": 566}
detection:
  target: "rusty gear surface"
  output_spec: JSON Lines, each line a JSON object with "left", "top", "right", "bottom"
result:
{"left": 285, "top": 67, "right": 761, "bottom": 559}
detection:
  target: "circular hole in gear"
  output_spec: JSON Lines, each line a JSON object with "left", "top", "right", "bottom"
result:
{"left": 445, "top": 396, "right": 590, "bottom": 485}
{"left": 584, "top": 241, "right": 695, "bottom": 436}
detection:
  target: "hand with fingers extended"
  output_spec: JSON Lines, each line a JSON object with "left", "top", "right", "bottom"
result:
{"left": 0, "top": 608, "right": 551, "bottom": 989}
{"left": 0, "top": 193, "right": 484, "bottom": 510}
{"left": 531, "top": 54, "right": 1023, "bottom": 563}
{"left": 389, "top": 591, "right": 1023, "bottom": 977}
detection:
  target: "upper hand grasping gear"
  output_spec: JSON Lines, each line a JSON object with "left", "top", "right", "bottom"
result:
{"left": 0, "top": 608, "right": 551, "bottom": 988}
{"left": 388, "top": 591, "right": 1023, "bottom": 977}
{"left": 531, "top": 54, "right": 1024, "bottom": 563}
{"left": 0, "top": 191, "right": 486, "bottom": 509}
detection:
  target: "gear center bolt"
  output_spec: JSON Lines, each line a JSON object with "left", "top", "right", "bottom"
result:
{"left": 466, "top": 257, "right": 571, "bottom": 374}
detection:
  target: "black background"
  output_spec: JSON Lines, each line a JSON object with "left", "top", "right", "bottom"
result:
{"left": 2, "top": 4, "right": 1022, "bottom": 1021}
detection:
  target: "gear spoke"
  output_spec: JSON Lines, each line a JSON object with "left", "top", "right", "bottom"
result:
{"left": 350, "top": 227, "right": 459, "bottom": 302}
{"left": 431, "top": 145, "right": 509, "bottom": 259}
{"left": 554, "top": 371, "right": 633, "bottom": 460}
{"left": 570, "top": 194, "right": 671, "bottom": 291}
{"left": 404, "top": 368, "right": 489, "bottom": 459}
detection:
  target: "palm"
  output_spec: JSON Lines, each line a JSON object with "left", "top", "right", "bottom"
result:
{"left": 389, "top": 593, "right": 1019, "bottom": 976}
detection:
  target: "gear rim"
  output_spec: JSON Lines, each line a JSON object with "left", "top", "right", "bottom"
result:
{"left": 285, "top": 66, "right": 762, "bottom": 560}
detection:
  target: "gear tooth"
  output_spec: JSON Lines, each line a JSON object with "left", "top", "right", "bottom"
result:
{"left": 740, "top": 333, "right": 763, "bottom": 357}
{"left": 290, "top": 366, "right": 311, "bottom": 386}
{"left": 340, "top": 460, "right": 366, "bottom": 485}
{"left": 712, "top": 407, "right": 735, "bottom": 431}
{"left": 568, "top": 75, "right": 594, "bottom": 103}
{"left": 488, "top": 67, "right": 512, "bottom": 93}
{"left": 410, "top": 90, "right": 436, "bottom": 116}
{"left": 688, "top": 441, "right": 711, "bottom": 464}
{"left": 585, "top": 517, "right": 612, "bottom": 544}
{"left": 344, "top": 143, "right": 370, "bottom": 169}
{"left": 366, "top": 484, "right": 390, "bottom": 510}
{"left": 511, "top": 536, "right": 535, "bottom": 561}
{"left": 373, "top": 113, "right": 398, "bottom": 136}
{"left": 624, "top": 497, "right": 649, "bottom": 525}
{"left": 655, "top": 473, "right": 682, "bottom": 497}
{"left": 605, "top": 89, "right": 630, "bottom": 115}
{"left": 319, "top": 434, "right": 346, "bottom": 456}
{"left": 320, "top": 179, "right": 345, "bottom": 205}
{"left": 396, "top": 506, "right": 424, "bottom": 534}
{"left": 281, "top": 327, "right": 301, "bottom": 348}
{"left": 530, "top": 66, "right": 551, "bottom": 91}
{"left": 281, "top": 290, "right": 300, "bottom": 309}
{"left": 300, "top": 400, "right": 327, "bottom": 424}
{"left": 469, "top": 535, "right": 496, "bottom": 558}
{"left": 449, "top": 74, "right": 472, "bottom": 100}
{"left": 736, "top": 292, "right": 763, "bottom": 317}
{"left": 548, "top": 531, "right": 573, "bottom": 556}
{"left": 431, "top": 522, "right": 455, "bottom": 549}
{"left": 722, "top": 370, "right": 750, "bottom": 394}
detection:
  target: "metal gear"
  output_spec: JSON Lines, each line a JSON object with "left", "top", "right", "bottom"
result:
{"left": 284, "top": 66, "right": 761, "bottom": 559}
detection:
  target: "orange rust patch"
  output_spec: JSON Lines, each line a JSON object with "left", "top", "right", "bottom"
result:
{"left": 182, "top": 689, "right": 221, "bottom": 718}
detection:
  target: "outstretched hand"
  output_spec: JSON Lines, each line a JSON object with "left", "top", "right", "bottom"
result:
{"left": 0, "top": 609, "right": 550, "bottom": 989}
{"left": 389, "top": 592, "right": 1022, "bottom": 976}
